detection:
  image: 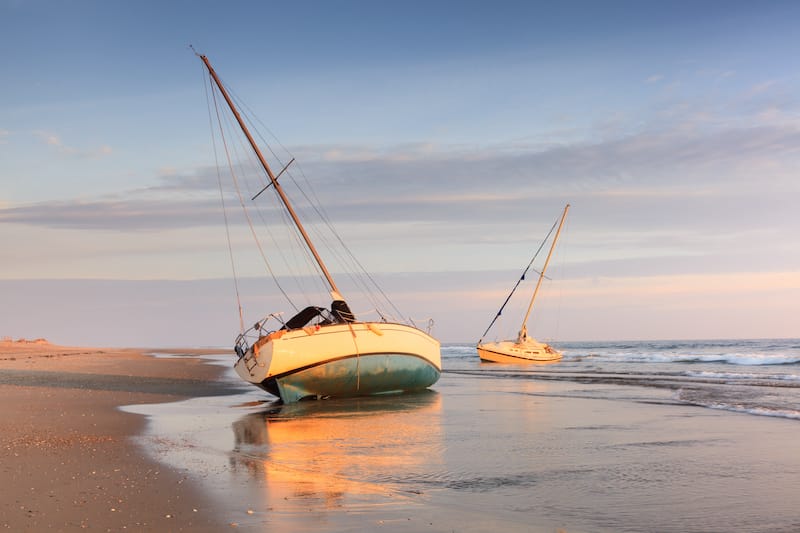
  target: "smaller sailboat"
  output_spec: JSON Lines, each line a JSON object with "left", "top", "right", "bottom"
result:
{"left": 477, "top": 204, "right": 569, "bottom": 363}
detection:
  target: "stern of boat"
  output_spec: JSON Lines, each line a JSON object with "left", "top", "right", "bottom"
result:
{"left": 234, "top": 330, "right": 276, "bottom": 385}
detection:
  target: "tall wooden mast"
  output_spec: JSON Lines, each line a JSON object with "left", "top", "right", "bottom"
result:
{"left": 518, "top": 204, "right": 569, "bottom": 343}
{"left": 199, "top": 54, "right": 342, "bottom": 299}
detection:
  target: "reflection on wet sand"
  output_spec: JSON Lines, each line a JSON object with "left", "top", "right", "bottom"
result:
{"left": 230, "top": 391, "right": 443, "bottom": 526}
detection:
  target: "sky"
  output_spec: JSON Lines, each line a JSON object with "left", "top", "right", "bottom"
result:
{"left": 2, "top": 0, "right": 800, "bottom": 347}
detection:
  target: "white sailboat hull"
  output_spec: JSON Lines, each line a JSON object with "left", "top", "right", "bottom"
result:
{"left": 477, "top": 339, "right": 562, "bottom": 364}
{"left": 199, "top": 54, "right": 442, "bottom": 403}
{"left": 235, "top": 322, "right": 441, "bottom": 403}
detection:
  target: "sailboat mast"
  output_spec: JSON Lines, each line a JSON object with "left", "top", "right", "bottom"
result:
{"left": 199, "top": 54, "right": 342, "bottom": 299}
{"left": 518, "top": 204, "right": 569, "bottom": 340}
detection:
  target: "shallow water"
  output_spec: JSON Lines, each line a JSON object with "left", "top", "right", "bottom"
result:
{"left": 124, "top": 341, "right": 800, "bottom": 532}
{"left": 450, "top": 338, "right": 800, "bottom": 419}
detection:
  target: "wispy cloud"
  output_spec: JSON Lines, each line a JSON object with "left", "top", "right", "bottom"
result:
{"left": 6, "top": 115, "right": 800, "bottom": 234}
{"left": 3, "top": 86, "right": 800, "bottom": 286}
{"left": 0, "top": 197, "right": 222, "bottom": 230}
{"left": 749, "top": 80, "right": 777, "bottom": 95}
{"left": 34, "top": 131, "right": 112, "bottom": 158}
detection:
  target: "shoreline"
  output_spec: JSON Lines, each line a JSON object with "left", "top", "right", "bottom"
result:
{"left": 6, "top": 340, "right": 800, "bottom": 531}
{"left": 0, "top": 340, "right": 241, "bottom": 531}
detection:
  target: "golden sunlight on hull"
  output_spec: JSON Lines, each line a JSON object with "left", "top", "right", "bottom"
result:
{"left": 477, "top": 339, "right": 562, "bottom": 364}
{"left": 235, "top": 321, "right": 441, "bottom": 402}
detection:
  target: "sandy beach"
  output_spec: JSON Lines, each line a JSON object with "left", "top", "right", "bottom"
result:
{"left": 4, "top": 339, "right": 800, "bottom": 532}
{"left": 0, "top": 339, "right": 240, "bottom": 531}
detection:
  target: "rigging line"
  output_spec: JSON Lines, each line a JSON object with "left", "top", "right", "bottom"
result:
{"left": 310, "top": 207, "right": 378, "bottom": 286}
{"left": 204, "top": 67, "right": 244, "bottom": 333}
{"left": 208, "top": 78, "right": 299, "bottom": 313}
{"left": 311, "top": 231, "right": 393, "bottom": 320}
{"left": 274, "top": 169, "right": 349, "bottom": 272}
{"left": 226, "top": 97, "right": 329, "bottom": 309}
{"left": 289, "top": 161, "right": 406, "bottom": 320}
{"left": 234, "top": 96, "right": 388, "bottom": 307}
{"left": 225, "top": 130, "right": 326, "bottom": 308}
{"left": 223, "top": 101, "right": 331, "bottom": 303}
{"left": 289, "top": 169, "right": 403, "bottom": 321}
{"left": 477, "top": 214, "right": 561, "bottom": 344}
{"left": 297, "top": 206, "right": 378, "bottom": 301}
{"left": 265, "top": 178, "right": 331, "bottom": 300}
{"left": 227, "top": 86, "right": 342, "bottom": 262}
{"left": 275, "top": 201, "right": 331, "bottom": 306}
{"left": 258, "top": 205, "right": 327, "bottom": 307}
{"left": 220, "top": 108, "right": 326, "bottom": 307}
{"left": 554, "top": 211, "right": 571, "bottom": 343}
{"left": 255, "top": 152, "right": 393, "bottom": 316}
{"left": 233, "top": 91, "right": 295, "bottom": 173}
{"left": 233, "top": 89, "right": 378, "bottom": 288}
{"left": 206, "top": 67, "right": 358, "bottom": 313}
{"left": 203, "top": 57, "right": 342, "bottom": 299}
{"left": 232, "top": 86, "right": 399, "bottom": 318}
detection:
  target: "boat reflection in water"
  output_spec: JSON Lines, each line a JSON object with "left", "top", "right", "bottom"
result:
{"left": 230, "top": 391, "right": 443, "bottom": 525}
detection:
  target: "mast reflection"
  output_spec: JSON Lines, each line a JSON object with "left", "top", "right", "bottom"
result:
{"left": 230, "top": 391, "right": 444, "bottom": 513}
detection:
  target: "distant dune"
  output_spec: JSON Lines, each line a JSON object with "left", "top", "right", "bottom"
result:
{"left": 1, "top": 336, "right": 50, "bottom": 344}
{"left": 0, "top": 337, "right": 103, "bottom": 357}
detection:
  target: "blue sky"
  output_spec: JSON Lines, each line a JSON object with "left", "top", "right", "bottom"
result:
{"left": 2, "top": 1, "right": 800, "bottom": 346}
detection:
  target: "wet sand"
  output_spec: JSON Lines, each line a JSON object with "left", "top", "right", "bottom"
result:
{"left": 6, "top": 340, "right": 800, "bottom": 532}
{"left": 125, "top": 359, "right": 800, "bottom": 533}
{"left": 0, "top": 340, "right": 240, "bottom": 531}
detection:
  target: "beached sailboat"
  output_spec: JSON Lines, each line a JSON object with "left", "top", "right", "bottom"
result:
{"left": 197, "top": 53, "right": 441, "bottom": 402}
{"left": 477, "top": 204, "right": 569, "bottom": 363}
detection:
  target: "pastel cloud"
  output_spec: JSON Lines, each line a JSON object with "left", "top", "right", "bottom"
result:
{"left": 34, "top": 130, "right": 113, "bottom": 158}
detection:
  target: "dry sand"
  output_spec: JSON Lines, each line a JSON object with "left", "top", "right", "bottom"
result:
{"left": 0, "top": 339, "right": 239, "bottom": 531}
{"left": 8, "top": 339, "right": 799, "bottom": 532}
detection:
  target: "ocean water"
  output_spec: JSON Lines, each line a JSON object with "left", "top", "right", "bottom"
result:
{"left": 445, "top": 338, "right": 800, "bottom": 420}
{"left": 125, "top": 339, "right": 800, "bottom": 532}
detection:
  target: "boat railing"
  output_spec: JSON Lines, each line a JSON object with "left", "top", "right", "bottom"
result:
{"left": 233, "top": 306, "right": 343, "bottom": 357}
{"left": 355, "top": 309, "right": 435, "bottom": 334}
{"left": 407, "top": 317, "right": 435, "bottom": 335}
{"left": 233, "top": 309, "right": 436, "bottom": 359}
{"left": 234, "top": 313, "right": 286, "bottom": 358}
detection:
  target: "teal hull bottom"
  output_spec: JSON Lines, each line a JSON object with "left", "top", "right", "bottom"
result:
{"left": 258, "top": 353, "right": 441, "bottom": 404}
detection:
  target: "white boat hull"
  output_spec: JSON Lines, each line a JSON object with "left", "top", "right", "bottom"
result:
{"left": 235, "top": 322, "right": 441, "bottom": 403}
{"left": 477, "top": 339, "right": 562, "bottom": 364}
